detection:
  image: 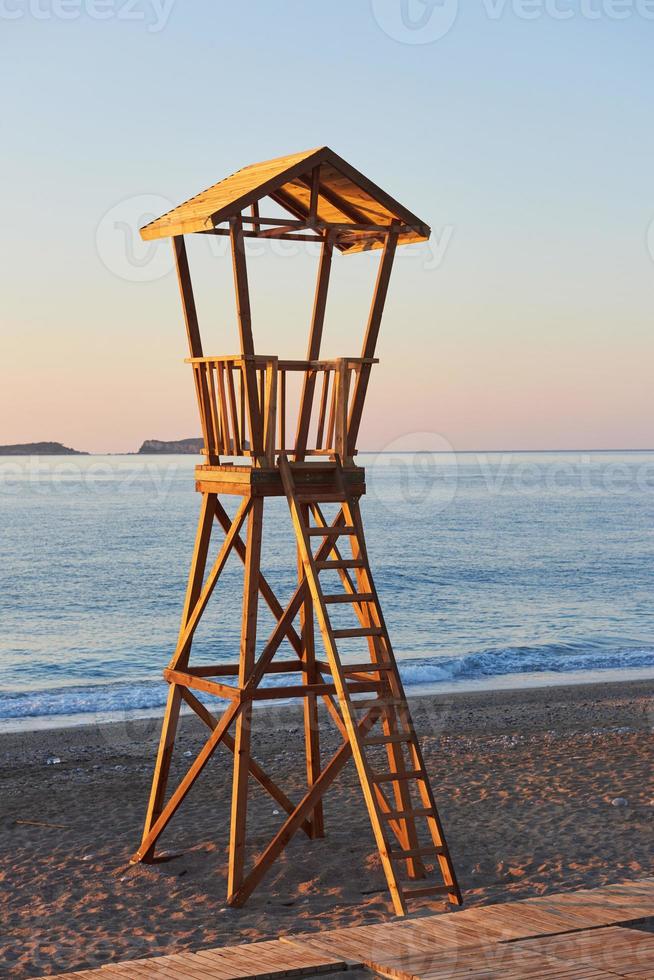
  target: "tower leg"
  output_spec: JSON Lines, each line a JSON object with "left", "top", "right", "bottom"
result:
{"left": 298, "top": 503, "right": 324, "bottom": 838}
{"left": 228, "top": 498, "right": 264, "bottom": 900}
{"left": 138, "top": 494, "right": 216, "bottom": 861}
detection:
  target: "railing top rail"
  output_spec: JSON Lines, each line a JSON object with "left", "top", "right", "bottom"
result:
{"left": 186, "top": 355, "right": 378, "bottom": 370}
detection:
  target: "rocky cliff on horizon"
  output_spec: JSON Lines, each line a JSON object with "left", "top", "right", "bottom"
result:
{"left": 0, "top": 441, "right": 87, "bottom": 455}
{"left": 138, "top": 438, "right": 205, "bottom": 454}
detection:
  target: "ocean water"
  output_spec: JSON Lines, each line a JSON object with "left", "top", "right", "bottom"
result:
{"left": 0, "top": 452, "right": 653, "bottom": 731}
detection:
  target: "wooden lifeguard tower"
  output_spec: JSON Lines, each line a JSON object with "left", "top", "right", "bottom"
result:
{"left": 131, "top": 147, "right": 461, "bottom": 916}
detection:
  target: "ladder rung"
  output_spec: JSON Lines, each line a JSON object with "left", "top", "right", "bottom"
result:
{"left": 362, "top": 733, "right": 413, "bottom": 746}
{"left": 383, "top": 807, "right": 435, "bottom": 820}
{"left": 315, "top": 559, "right": 365, "bottom": 570}
{"left": 399, "top": 884, "right": 451, "bottom": 899}
{"left": 332, "top": 627, "right": 383, "bottom": 639}
{"left": 389, "top": 846, "right": 445, "bottom": 860}
{"left": 307, "top": 525, "right": 356, "bottom": 536}
{"left": 324, "top": 592, "right": 374, "bottom": 604}
{"left": 372, "top": 769, "right": 426, "bottom": 783}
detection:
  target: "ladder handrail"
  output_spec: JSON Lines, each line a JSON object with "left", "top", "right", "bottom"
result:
{"left": 278, "top": 453, "right": 462, "bottom": 915}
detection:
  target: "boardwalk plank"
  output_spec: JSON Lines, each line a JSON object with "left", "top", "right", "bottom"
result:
{"left": 41, "top": 879, "right": 654, "bottom": 980}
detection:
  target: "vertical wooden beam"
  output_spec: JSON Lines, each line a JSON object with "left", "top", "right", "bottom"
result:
{"left": 140, "top": 493, "right": 216, "bottom": 859}
{"left": 297, "top": 506, "right": 324, "bottom": 838}
{"left": 346, "top": 229, "right": 399, "bottom": 456}
{"left": 227, "top": 497, "right": 264, "bottom": 899}
{"left": 172, "top": 235, "right": 221, "bottom": 465}
{"left": 263, "top": 359, "right": 278, "bottom": 465}
{"left": 172, "top": 235, "right": 203, "bottom": 357}
{"left": 230, "top": 217, "right": 264, "bottom": 460}
{"left": 334, "top": 359, "right": 350, "bottom": 462}
{"left": 294, "top": 236, "right": 333, "bottom": 460}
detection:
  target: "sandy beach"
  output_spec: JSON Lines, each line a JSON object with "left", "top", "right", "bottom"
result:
{"left": 0, "top": 678, "right": 652, "bottom": 979}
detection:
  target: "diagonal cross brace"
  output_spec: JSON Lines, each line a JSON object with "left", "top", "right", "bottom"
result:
{"left": 132, "top": 505, "right": 356, "bottom": 862}
{"left": 179, "top": 687, "right": 315, "bottom": 839}
{"left": 170, "top": 497, "right": 252, "bottom": 670}
{"left": 229, "top": 705, "right": 383, "bottom": 907}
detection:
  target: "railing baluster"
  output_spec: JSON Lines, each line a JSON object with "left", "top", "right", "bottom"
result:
{"left": 326, "top": 368, "right": 337, "bottom": 452}
{"left": 192, "top": 364, "right": 209, "bottom": 459}
{"left": 263, "top": 360, "right": 278, "bottom": 466}
{"left": 280, "top": 369, "right": 286, "bottom": 453}
{"left": 216, "top": 362, "right": 229, "bottom": 455}
{"left": 315, "top": 369, "right": 329, "bottom": 450}
{"left": 335, "top": 360, "right": 350, "bottom": 461}
{"left": 239, "top": 366, "right": 246, "bottom": 452}
{"left": 227, "top": 362, "right": 241, "bottom": 455}
{"left": 206, "top": 363, "right": 221, "bottom": 457}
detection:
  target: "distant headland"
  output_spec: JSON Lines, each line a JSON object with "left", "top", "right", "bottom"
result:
{"left": 0, "top": 442, "right": 88, "bottom": 456}
{"left": 0, "top": 437, "right": 223, "bottom": 455}
{"left": 138, "top": 438, "right": 204, "bottom": 454}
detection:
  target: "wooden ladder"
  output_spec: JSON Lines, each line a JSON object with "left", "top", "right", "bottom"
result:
{"left": 279, "top": 454, "right": 462, "bottom": 916}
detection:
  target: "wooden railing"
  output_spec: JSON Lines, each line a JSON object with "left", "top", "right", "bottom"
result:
{"left": 187, "top": 355, "right": 377, "bottom": 466}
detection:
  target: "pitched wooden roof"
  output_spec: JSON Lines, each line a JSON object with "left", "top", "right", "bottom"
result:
{"left": 140, "top": 147, "right": 430, "bottom": 253}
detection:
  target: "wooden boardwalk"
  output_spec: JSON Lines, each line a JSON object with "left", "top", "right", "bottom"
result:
{"left": 37, "top": 878, "right": 654, "bottom": 979}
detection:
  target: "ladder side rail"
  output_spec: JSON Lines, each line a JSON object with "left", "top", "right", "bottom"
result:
{"left": 346, "top": 491, "right": 462, "bottom": 903}
{"left": 297, "top": 502, "right": 324, "bottom": 838}
{"left": 279, "top": 454, "right": 408, "bottom": 916}
{"left": 333, "top": 473, "right": 426, "bottom": 880}
{"left": 308, "top": 501, "right": 421, "bottom": 852}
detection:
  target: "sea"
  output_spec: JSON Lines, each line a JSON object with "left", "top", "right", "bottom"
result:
{"left": 1, "top": 451, "right": 653, "bottom": 732}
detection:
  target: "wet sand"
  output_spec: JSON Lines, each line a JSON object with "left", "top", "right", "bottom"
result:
{"left": 0, "top": 678, "right": 652, "bottom": 978}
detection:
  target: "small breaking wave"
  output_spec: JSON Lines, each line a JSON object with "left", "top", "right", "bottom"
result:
{"left": 1, "top": 642, "right": 652, "bottom": 724}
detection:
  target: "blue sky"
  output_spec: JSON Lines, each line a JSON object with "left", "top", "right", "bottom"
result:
{"left": 1, "top": 1, "right": 653, "bottom": 451}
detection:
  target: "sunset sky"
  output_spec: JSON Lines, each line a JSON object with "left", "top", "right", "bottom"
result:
{"left": 1, "top": 2, "right": 653, "bottom": 452}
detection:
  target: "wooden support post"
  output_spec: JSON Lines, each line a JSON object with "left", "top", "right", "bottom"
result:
{"left": 228, "top": 497, "right": 264, "bottom": 899}
{"left": 172, "top": 236, "right": 203, "bottom": 358}
{"left": 297, "top": 504, "right": 324, "bottom": 838}
{"left": 294, "top": 236, "right": 333, "bottom": 460}
{"left": 334, "top": 359, "right": 350, "bottom": 463}
{"left": 139, "top": 493, "right": 216, "bottom": 859}
{"left": 230, "top": 217, "right": 264, "bottom": 461}
{"left": 171, "top": 498, "right": 252, "bottom": 669}
{"left": 347, "top": 229, "right": 399, "bottom": 455}
{"left": 263, "top": 359, "right": 278, "bottom": 466}
{"left": 172, "top": 236, "right": 219, "bottom": 465}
